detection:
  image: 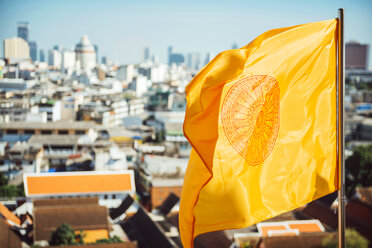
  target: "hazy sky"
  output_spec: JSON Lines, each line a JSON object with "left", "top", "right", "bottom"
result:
{"left": 0, "top": 0, "right": 371, "bottom": 65}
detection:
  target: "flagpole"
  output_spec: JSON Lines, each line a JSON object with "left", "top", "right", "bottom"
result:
{"left": 337, "top": 8, "right": 346, "bottom": 248}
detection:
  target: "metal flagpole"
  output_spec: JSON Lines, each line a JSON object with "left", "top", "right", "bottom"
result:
{"left": 337, "top": 8, "right": 346, "bottom": 248}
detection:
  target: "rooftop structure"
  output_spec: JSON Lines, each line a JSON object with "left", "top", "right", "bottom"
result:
{"left": 24, "top": 171, "right": 135, "bottom": 197}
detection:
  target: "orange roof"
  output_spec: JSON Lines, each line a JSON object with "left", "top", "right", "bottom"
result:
{"left": 24, "top": 171, "right": 135, "bottom": 197}
{"left": 288, "top": 222, "right": 323, "bottom": 233}
{"left": 75, "top": 229, "right": 109, "bottom": 243}
{"left": 260, "top": 224, "right": 287, "bottom": 237}
{"left": 257, "top": 220, "right": 325, "bottom": 237}
{"left": 0, "top": 202, "right": 21, "bottom": 226}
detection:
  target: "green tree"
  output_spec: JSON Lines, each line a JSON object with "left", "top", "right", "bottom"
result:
{"left": 49, "top": 223, "right": 83, "bottom": 246}
{"left": 322, "top": 228, "right": 369, "bottom": 248}
{"left": 345, "top": 145, "right": 372, "bottom": 197}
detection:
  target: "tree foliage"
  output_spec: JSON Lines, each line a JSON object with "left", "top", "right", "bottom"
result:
{"left": 322, "top": 228, "right": 369, "bottom": 248}
{"left": 95, "top": 235, "right": 123, "bottom": 244}
{"left": 0, "top": 173, "right": 25, "bottom": 198}
{"left": 345, "top": 145, "right": 372, "bottom": 197}
{"left": 49, "top": 223, "right": 83, "bottom": 246}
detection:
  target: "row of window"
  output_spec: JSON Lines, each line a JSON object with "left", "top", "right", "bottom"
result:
{"left": 4, "top": 129, "right": 86, "bottom": 135}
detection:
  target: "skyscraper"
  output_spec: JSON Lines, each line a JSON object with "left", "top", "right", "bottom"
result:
{"left": 168, "top": 46, "right": 173, "bottom": 66}
{"left": 29, "top": 41, "right": 37, "bottom": 61}
{"left": 346, "top": 41, "right": 369, "bottom": 70}
{"left": 94, "top": 45, "right": 99, "bottom": 63}
{"left": 144, "top": 47, "right": 150, "bottom": 61}
{"left": 17, "top": 22, "right": 29, "bottom": 42}
{"left": 39, "top": 49, "right": 45, "bottom": 62}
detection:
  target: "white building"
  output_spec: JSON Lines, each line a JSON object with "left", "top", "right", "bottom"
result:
{"left": 75, "top": 35, "right": 96, "bottom": 71}
{"left": 62, "top": 50, "right": 76, "bottom": 72}
{"left": 3, "top": 37, "right": 30, "bottom": 59}
{"left": 48, "top": 49, "right": 62, "bottom": 70}
{"left": 116, "top": 64, "right": 134, "bottom": 82}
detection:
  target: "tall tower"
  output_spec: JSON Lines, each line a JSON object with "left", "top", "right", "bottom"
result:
{"left": 17, "top": 22, "right": 29, "bottom": 42}
{"left": 144, "top": 47, "right": 150, "bottom": 61}
{"left": 75, "top": 35, "right": 96, "bottom": 70}
{"left": 168, "top": 46, "right": 173, "bottom": 66}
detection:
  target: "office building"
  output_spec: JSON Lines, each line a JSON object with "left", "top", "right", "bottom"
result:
{"left": 3, "top": 37, "right": 30, "bottom": 59}
{"left": 168, "top": 46, "right": 173, "bottom": 65}
{"left": 346, "top": 41, "right": 369, "bottom": 70}
{"left": 94, "top": 44, "right": 99, "bottom": 63}
{"left": 29, "top": 41, "right": 37, "bottom": 62}
{"left": 75, "top": 35, "right": 96, "bottom": 70}
{"left": 144, "top": 47, "right": 150, "bottom": 61}
{"left": 17, "top": 22, "right": 29, "bottom": 42}
{"left": 39, "top": 49, "right": 45, "bottom": 62}
{"left": 48, "top": 49, "right": 62, "bottom": 70}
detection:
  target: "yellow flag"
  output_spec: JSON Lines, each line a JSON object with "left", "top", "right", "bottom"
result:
{"left": 180, "top": 19, "right": 338, "bottom": 248}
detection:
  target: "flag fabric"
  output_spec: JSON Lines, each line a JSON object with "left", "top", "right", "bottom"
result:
{"left": 180, "top": 19, "right": 338, "bottom": 248}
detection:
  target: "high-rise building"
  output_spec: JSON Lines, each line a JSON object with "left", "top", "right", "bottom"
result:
{"left": 169, "top": 53, "right": 185, "bottom": 66}
{"left": 101, "top": 56, "right": 107, "bottom": 65}
{"left": 144, "top": 47, "right": 150, "bottom": 61}
{"left": 17, "top": 22, "right": 29, "bottom": 42}
{"left": 168, "top": 46, "right": 173, "bottom": 65}
{"left": 232, "top": 43, "right": 239, "bottom": 49}
{"left": 346, "top": 41, "right": 369, "bottom": 70}
{"left": 94, "top": 45, "right": 99, "bottom": 63}
{"left": 62, "top": 50, "right": 76, "bottom": 72}
{"left": 75, "top": 35, "right": 96, "bottom": 70}
{"left": 3, "top": 37, "right": 30, "bottom": 59}
{"left": 48, "top": 49, "right": 62, "bottom": 69}
{"left": 204, "top": 53, "right": 210, "bottom": 66}
{"left": 39, "top": 49, "right": 45, "bottom": 62}
{"left": 29, "top": 41, "right": 37, "bottom": 62}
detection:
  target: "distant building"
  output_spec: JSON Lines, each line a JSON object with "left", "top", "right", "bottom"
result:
{"left": 94, "top": 44, "right": 99, "bottom": 63}
{"left": 28, "top": 41, "right": 37, "bottom": 62}
{"left": 204, "top": 52, "right": 210, "bottom": 66}
{"left": 232, "top": 43, "right": 239, "bottom": 49}
{"left": 61, "top": 50, "right": 76, "bottom": 72}
{"left": 3, "top": 37, "right": 30, "bottom": 59}
{"left": 39, "top": 49, "right": 45, "bottom": 62}
{"left": 17, "top": 22, "right": 29, "bottom": 42}
{"left": 101, "top": 56, "right": 107, "bottom": 65}
{"left": 144, "top": 47, "right": 150, "bottom": 61}
{"left": 168, "top": 46, "right": 173, "bottom": 66}
{"left": 48, "top": 49, "right": 62, "bottom": 70}
{"left": 169, "top": 53, "right": 185, "bottom": 66}
{"left": 75, "top": 35, "right": 96, "bottom": 70}
{"left": 346, "top": 41, "right": 369, "bottom": 70}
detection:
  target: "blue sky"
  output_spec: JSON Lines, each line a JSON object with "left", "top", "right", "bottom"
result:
{"left": 0, "top": 0, "right": 371, "bottom": 65}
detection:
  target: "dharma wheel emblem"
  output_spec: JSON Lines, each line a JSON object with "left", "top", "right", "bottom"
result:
{"left": 221, "top": 75, "right": 280, "bottom": 166}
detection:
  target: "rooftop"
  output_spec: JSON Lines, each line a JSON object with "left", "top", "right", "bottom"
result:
{"left": 0, "top": 120, "right": 96, "bottom": 130}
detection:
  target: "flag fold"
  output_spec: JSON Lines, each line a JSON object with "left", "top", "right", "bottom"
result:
{"left": 180, "top": 19, "right": 338, "bottom": 248}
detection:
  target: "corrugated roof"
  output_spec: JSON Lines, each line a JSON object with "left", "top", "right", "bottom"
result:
{"left": 24, "top": 171, "right": 135, "bottom": 197}
{"left": 33, "top": 197, "right": 99, "bottom": 207}
{"left": 0, "top": 218, "right": 21, "bottom": 248}
{"left": 34, "top": 205, "right": 109, "bottom": 241}
{"left": 0, "top": 120, "right": 96, "bottom": 130}
{"left": 28, "top": 135, "right": 81, "bottom": 145}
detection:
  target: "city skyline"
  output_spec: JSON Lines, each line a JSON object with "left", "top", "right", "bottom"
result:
{"left": 0, "top": 0, "right": 371, "bottom": 66}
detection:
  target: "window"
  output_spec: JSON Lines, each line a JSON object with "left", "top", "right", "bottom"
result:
{"left": 58, "top": 130, "right": 68, "bottom": 135}
{"left": 6, "top": 129, "right": 18, "bottom": 134}
{"left": 75, "top": 130, "right": 85, "bottom": 135}
{"left": 41, "top": 130, "right": 52, "bottom": 135}
{"left": 25, "top": 130, "right": 35, "bottom": 135}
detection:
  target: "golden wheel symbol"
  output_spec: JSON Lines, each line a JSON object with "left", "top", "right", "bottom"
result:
{"left": 221, "top": 75, "right": 280, "bottom": 166}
